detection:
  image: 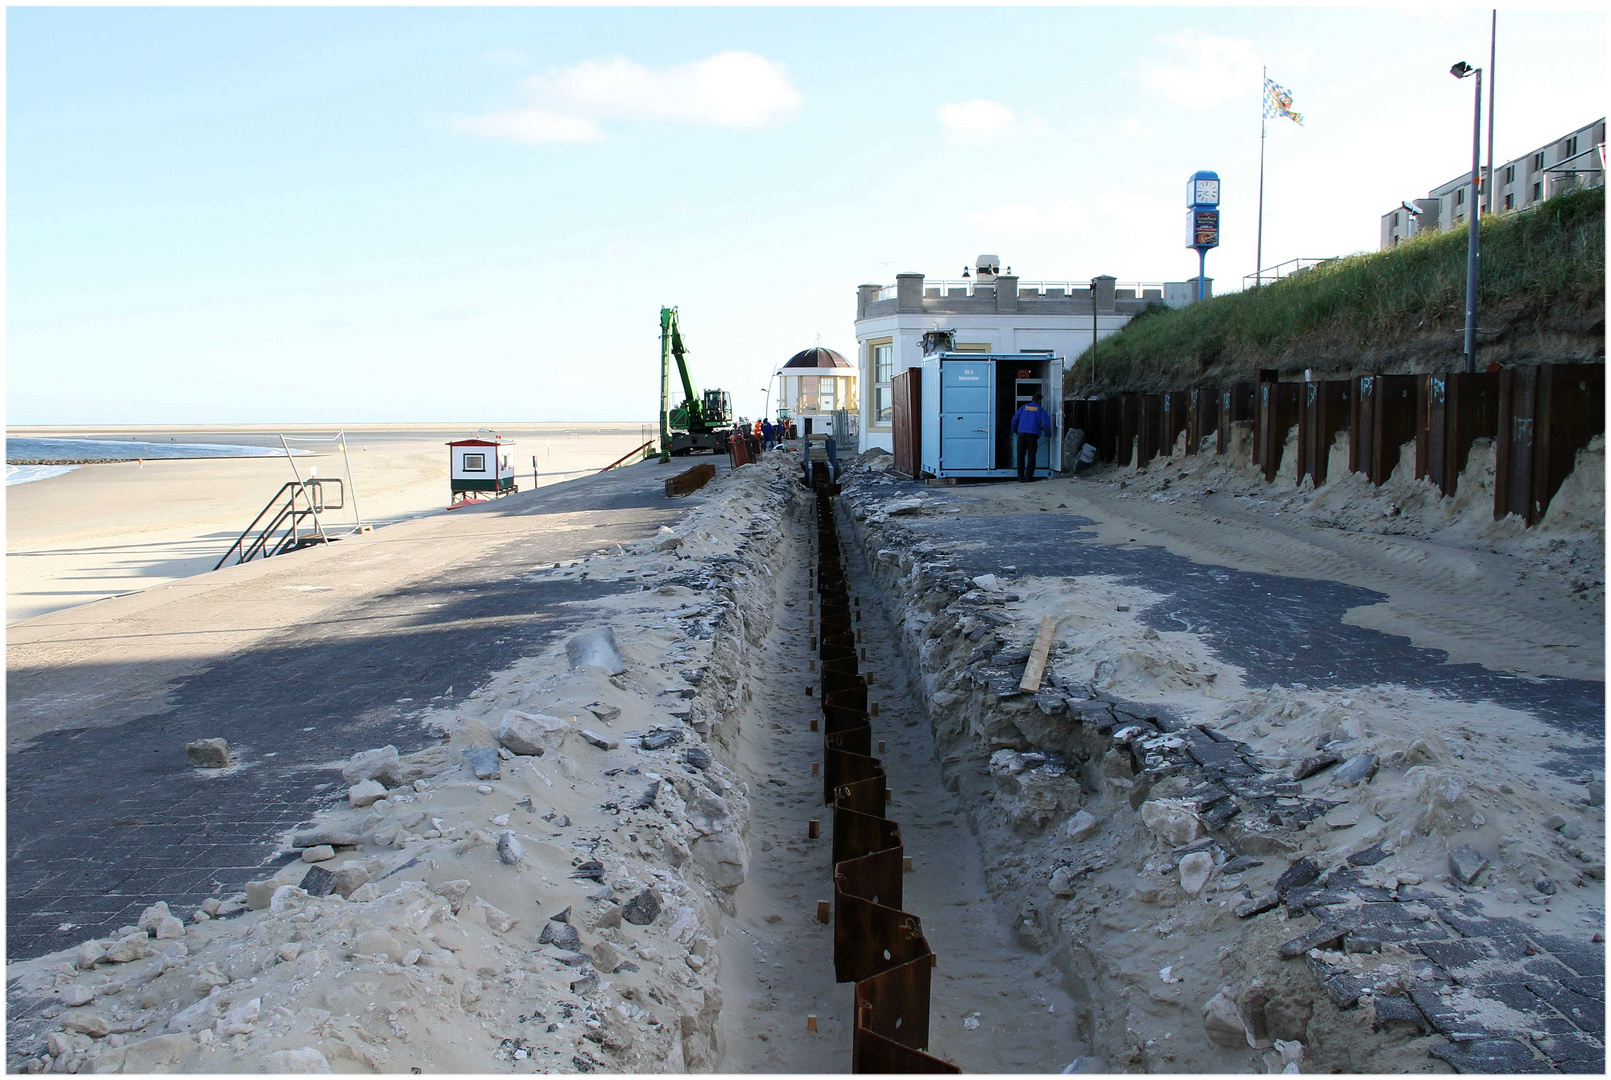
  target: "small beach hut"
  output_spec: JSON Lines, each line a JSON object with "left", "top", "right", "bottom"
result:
{"left": 447, "top": 437, "right": 517, "bottom": 505}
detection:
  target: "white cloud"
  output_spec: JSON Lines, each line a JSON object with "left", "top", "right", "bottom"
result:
{"left": 1141, "top": 30, "right": 1261, "bottom": 110}
{"left": 451, "top": 108, "right": 604, "bottom": 144}
{"left": 456, "top": 50, "right": 802, "bottom": 144}
{"left": 533, "top": 52, "right": 801, "bottom": 129}
{"left": 937, "top": 99, "right": 1020, "bottom": 146}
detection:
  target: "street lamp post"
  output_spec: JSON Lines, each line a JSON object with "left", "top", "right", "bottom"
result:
{"left": 1451, "top": 61, "right": 1482, "bottom": 374}
{"left": 1089, "top": 278, "right": 1098, "bottom": 389}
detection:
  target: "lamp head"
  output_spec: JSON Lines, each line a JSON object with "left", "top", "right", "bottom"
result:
{"left": 1450, "top": 61, "right": 1474, "bottom": 78}
{"left": 1401, "top": 201, "right": 1422, "bottom": 215}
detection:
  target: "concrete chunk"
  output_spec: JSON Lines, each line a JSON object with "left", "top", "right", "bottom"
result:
{"left": 184, "top": 739, "right": 230, "bottom": 769}
{"left": 566, "top": 627, "right": 626, "bottom": 674}
{"left": 1449, "top": 844, "right": 1489, "bottom": 884}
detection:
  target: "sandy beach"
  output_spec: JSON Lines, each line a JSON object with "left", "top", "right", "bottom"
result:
{"left": 5, "top": 424, "right": 654, "bottom": 625}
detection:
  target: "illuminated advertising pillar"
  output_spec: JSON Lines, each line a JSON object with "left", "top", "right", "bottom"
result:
{"left": 1186, "top": 170, "right": 1221, "bottom": 303}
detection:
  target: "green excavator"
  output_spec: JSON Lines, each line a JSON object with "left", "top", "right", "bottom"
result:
{"left": 658, "top": 306, "right": 732, "bottom": 458}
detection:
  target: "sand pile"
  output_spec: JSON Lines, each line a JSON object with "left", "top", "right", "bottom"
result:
{"left": 1103, "top": 431, "right": 1604, "bottom": 608}
{"left": 5, "top": 456, "right": 800, "bottom": 1075}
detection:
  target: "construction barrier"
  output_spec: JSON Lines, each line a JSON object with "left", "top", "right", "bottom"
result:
{"left": 814, "top": 471, "right": 957, "bottom": 1074}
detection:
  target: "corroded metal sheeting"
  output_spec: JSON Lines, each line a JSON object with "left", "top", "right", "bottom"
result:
{"left": 813, "top": 481, "right": 952, "bottom": 1073}
{"left": 1116, "top": 393, "right": 1141, "bottom": 466}
{"left": 1162, "top": 391, "right": 1191, "bottom": 456}
{"left": 1420, "top": 371, "right": 1498, "bottom": 496}
{"left": 855, "top": 948, "right": 938, "bottom": 1054}
{"left": 835, "top": 844, "right": 904, "bottom": 921}
{"left": 1188, "top": 387, "right": 1219, "bottom": 456}
{"left": 833, "top": 803, "right": 901, "bottom": 870}
{"left": 835, "top": 775, "right": 888, "bottom": 822}
{"left": 1297, "top": 380, "right": 1351, "bottom": 488}
{"left": 664, "top": 463, "right": 716, "bottom": 498}
{"left": 1495, "top": 363, "right": 1606, "bottom": 525}
{"left": 1138, "top": 394, "right": 1163, "bottom": 467}
{"left": 831, "top": 888, "right": 926, "bottom": 984}
{"left": 853, "top": 1026, "right": 959, "bottom": 1074}
{"left": 1351, "top": 374, "right": 1419, "bottom": 485}
{"left": 1217, "top": 382, "right": 1254, "bottom": 456}
{"left": 1256, "top": 381, "right": 1302, "bottom": 482}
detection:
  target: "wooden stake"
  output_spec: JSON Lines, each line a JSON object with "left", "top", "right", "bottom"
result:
{"left": 1019, "top": 616, "right": 1058, "bottom": 693}
{"left": 870, "top": 702, "right": 879, "bottom": 716}
{"left": 806, "top": 686, "right": 813, "bottom": 697}
{"left": 806, "top": 1015, "right": 819, "bottom": 1033}
{"left": 811, "top": 762, "right": 820, "bottom": 775}
{"left": 903, "top": 857, "right": 913, "bottom": 872}
{"left": 810, "top": 719, "right": 819, "bottom": 732}
{"left": 877, "top": 741, "right": 886, "bottom": 754}
{"left": 808, "top": 819, "right": 820, "bottom": 839}
{"left": 809, "top": 637, "right": 817, "bottom": 650}
{"left": 815, "top": 901, "right": 831, "bottom": 924}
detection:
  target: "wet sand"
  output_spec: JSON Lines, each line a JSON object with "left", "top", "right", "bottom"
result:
{"left": 5, "top": 424, "right": 653, "bottom": 625}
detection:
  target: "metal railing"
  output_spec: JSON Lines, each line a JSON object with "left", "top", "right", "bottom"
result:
{"left": 215, "top": 478, "right": 343, "bottom": 571}
{"left": 1243, "top": 258, "right": 1340, "bottom": 290}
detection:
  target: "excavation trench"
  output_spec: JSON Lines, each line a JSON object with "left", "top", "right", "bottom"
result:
{"left": 716, "top": 469, "right": 1085, "bottom": 1072}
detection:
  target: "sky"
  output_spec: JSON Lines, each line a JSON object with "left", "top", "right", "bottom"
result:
{"left": 7, "top": 5, "right": 1606, "bottom": 425}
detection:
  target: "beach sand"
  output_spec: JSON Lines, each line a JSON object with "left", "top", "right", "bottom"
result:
{"left": 5, "top": 424, "right": 655, "bottom": 625}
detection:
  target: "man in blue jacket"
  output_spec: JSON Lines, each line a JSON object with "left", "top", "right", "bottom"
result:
{"left": 1011, "top": 393, "right": 1052, "bottom": 482}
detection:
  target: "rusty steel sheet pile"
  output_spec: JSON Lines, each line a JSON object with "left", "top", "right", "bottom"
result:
{"left": 813, "top": 475, "right": 957, "bottom": 1074}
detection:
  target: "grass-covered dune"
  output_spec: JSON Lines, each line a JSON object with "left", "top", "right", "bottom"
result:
{"left": 1074, "top": 186, "right": 1605, "bottom": 393}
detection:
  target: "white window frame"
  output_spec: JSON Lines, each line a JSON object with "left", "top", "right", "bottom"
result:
{"left": 463, "top": 452, "right": 486, "bottom": 472}
{"left": 870, "top": 339, "right": 895, "bottom": 428}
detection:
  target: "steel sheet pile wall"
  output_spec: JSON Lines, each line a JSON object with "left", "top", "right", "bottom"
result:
{"left": 814, "top": 476, "right": 957, "bottom": 1074}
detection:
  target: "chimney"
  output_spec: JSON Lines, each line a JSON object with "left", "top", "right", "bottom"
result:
{"left": 895, "top": 273, "right": 925, "bottom": 313}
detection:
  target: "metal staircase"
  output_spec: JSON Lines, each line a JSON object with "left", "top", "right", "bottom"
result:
{"left": 215, "top": 478, "right": 344, "bottom": 571}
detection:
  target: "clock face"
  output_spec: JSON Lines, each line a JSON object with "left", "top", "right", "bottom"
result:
{"left": 1193, "top": 179, "right": 1220, "bottom": 205}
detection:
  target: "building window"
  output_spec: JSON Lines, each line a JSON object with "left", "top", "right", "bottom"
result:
{"left": 1504, "top": 164, "right": 1515, "bottom": 184}
{"left": 1392, "top": 211, "right": 1401, "bottom": 228}
{"left": 797, "top": 375, "right": 819, "bottom": 413}
{"left": 872, "top": 342, "right": 894, "bottom": 424}
{"left": 1504, "top": 193, "right": 1514, "bottom": 210}
{"left": 1533, "top": 152, "right": 1545, "bottom": 172}
{"left": 1533, "top": 181, "right": 1543, "bottom": 201}
{"left": 953, "top": 342, "right": 991, "bottom": 352}
{"left": 463, "top": 453, "right": 486, "bottom": 472}
{"left": 1455, "top": 188, "right": 1464, "bottom": 206}
{"left": 1565, "top": 136, "right": 1579, "bottom": 157}
{"left": 819, "top": 377, "right": 838, "bottom": 413}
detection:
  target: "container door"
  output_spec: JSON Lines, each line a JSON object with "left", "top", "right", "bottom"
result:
{"left": 1048, "top": 359, "right": 1064, "bottom": 472}
{"left": 921, "top": 357, "right": 940, "bottom": 473}
{"left": 940, "top": 360, "right": 993, "bottom": 472}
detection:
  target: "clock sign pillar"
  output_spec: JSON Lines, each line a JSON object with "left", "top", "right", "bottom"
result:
{"left": 1186, "top": 170, "right": 1221, "bottom": 303}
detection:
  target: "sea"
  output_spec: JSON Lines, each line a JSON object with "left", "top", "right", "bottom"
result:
{"left": 6, "top": 438, "right": 303, "bottom": 486}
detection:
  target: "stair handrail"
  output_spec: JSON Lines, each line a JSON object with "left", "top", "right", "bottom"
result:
{"left": 214, "top": 481, "right": 324, "bottom": 571}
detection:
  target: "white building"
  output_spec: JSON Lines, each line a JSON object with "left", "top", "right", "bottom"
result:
{"left": 853, "top": 255, "right": 1200, "bottom": 453}
{"left": 775, "top": 346, "right": 857, "bottom": 433}
{"left": 1381, "top": 118, "right": 1605, "bottom": 248}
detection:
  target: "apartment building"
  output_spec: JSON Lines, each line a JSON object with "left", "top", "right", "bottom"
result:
{"left": 1381, "top": 118, "right": 1605, "bottom": 248}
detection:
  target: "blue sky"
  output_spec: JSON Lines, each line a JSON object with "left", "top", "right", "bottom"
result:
{"left": 8, "top": 6, "right": 1605, "bottom": 424}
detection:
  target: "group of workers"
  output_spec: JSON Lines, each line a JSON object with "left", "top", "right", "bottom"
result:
{"left": 735, "top": 417, "right": 796, "bottom": 451}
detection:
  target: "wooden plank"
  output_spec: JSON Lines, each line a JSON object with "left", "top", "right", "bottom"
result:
{"left": 1019, "top": 616, "right": 1057, "bottom": 693}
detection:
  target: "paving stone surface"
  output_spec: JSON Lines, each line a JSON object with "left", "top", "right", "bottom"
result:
{"left": 6, "top": 468, "right": 710, "bottom": 964}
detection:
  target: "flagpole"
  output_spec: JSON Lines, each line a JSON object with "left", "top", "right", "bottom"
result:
{"left": 1256, "top": 66, "right": 1267, "bottom": 288}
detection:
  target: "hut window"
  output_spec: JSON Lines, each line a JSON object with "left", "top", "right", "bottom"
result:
{"left": 798, "top": 375, "right": 818, "bottom": 412}
{"left": 463, "top": 453, "right": 486, "bottom": 471}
